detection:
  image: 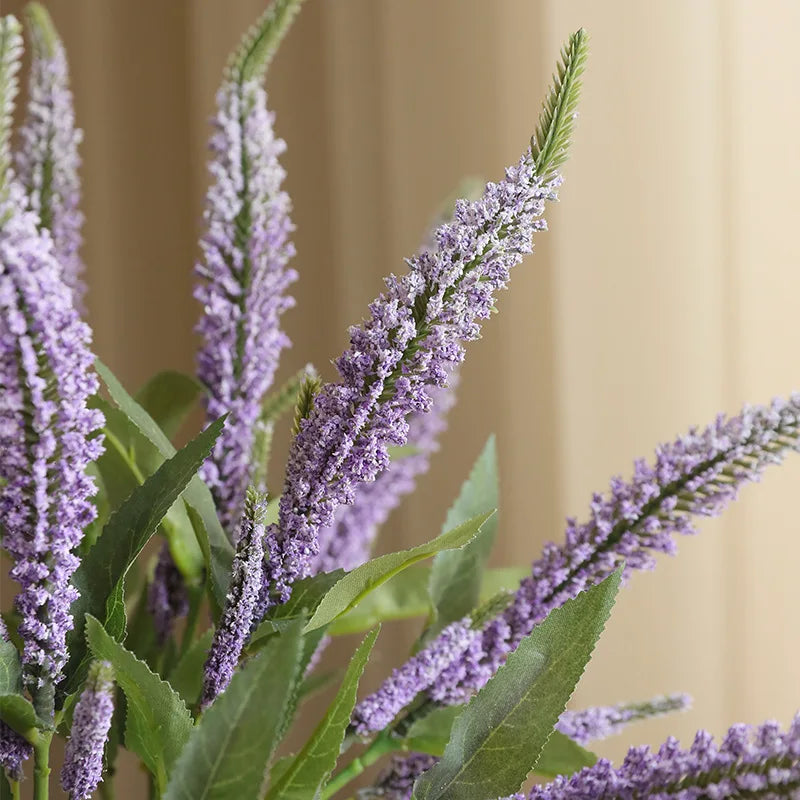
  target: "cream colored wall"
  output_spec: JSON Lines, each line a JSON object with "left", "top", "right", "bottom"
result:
{"left": 3, "top": 0, "right": 799, "bottom": 794}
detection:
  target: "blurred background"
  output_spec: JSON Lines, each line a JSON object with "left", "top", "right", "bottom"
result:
{"left": 2, "top": 0, "right": 799, "bottom": 796}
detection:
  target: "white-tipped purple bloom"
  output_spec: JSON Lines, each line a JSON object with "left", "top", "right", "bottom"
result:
{"left": 264, "top": 154, "right": 561, "bottom": 607}
{"left": 61, "top": 660, "right": 115, "bottom": 800}
{"left": 430, "top": 396, "right": 800, "bottom": 704}
{"left": 313, "top": 374, "right": 458, "bottom": 574}
{"left": 200, "top": 489, "right": 267, "bottom": 709}
{"left": 557, "top": 694, "right": 692, "bottom": 746}
{"left": 0, "top": 181, "right": 103, "bottom": 692}
{"left": 351, "top": 618, "right": 478, "bottom": 736}
{"left": 523, "top": 715, "right": 800, "bottom": 800}
{"left": 195, "top": 70, "right": 296, "bottom": 535}
{"left": 16, "top": 6, "right": 85, "bottom": 305}
{"left": 147, "top": 542, "right": 190, "bottom": 646}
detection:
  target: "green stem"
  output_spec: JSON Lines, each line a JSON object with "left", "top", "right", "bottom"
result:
{"left": 10, "top": 779, "right": 21, "bottom": 800}
{"left": 322, "top": 731, "right": 398, "bottom": 799}
{"left": 99, "top": 774, "right": 116, "bottom": 800}
{"left": 33, "top": 731, "right": 53, "bottom": 800}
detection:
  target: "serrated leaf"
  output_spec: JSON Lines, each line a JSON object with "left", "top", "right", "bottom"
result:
{"left": 305, "top": 511, "right": 495, "bottom": 633}
{"left": 168, "top": 630, "right": 214, "bottom": 708}
{"left": 97, "top": 361, "right": 234, "bottom": 607}
{"left": 534, "top": 732, "right": 597, "bottom": 778}
{"left": 163, "top": 620, "right": 305, "bottom": 800}
{"left": 0, "top": 695, "right": 39, "bottom": 737}
{"left": 62, "top": 419, "right": 223, "bottom": 699}
{"left": 329, "top": 565, "right": 529, "bottom": 636}
{"left": 412, "top": 570, "right": 621, "bottom": 800}
{"left": 136, "top": 370, "right": 202, "bottom": 441}
{"left": 86, "top": 616, "right": 193, "bottom": 793}
{"left": 104, "top": 578, "right": 127, "bottom": 642}
{"left": 265, "top": 628, "right": 379, "bottom": 800}
{"left": 426, "top": 437, "right": 499, "bottom": 640}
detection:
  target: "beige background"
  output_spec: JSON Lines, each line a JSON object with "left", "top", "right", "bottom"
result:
{"left": 2, "top": 0, "right": 799, "bottom": 797}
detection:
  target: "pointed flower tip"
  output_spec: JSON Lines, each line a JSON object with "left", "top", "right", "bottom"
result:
{"left": 24, "top": 2, "right": 59, "bottom": 58}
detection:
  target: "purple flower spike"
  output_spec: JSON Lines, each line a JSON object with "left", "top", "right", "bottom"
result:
{"left": 16, "top": 4, "right": 86, "bottom": 305}
{"left": 0, "top": 180, "right": 104, "bottom": 692}
{"left": 200, "top": 489, "right": 268, "bottom": 709}
{"left": 431, "top": 395, "right": 800, "bottom": 703}
{"left": 313, "top": 374, "right": 458, "bottom": 574}
{"left": 351, "top": 618, "right": 478, "bottom": 736}
{"left": 370, "top": 753, "right": 439, "bottom": 800}
{"left": 557, "top": 693, "right": 692, "bottom": 746}
{"left": 61, "top": 660, "right": 115, "bottom": 800}
{"left": 264, "top": 155, "right": 561, "bottom": 609}
{"left": 195, "top": 66, "right": 296, "bottom": 534}
{"left": 524, "top": 715, "right": 800, "bottom": 800}
{"left": 147, "top": 542, "right": 189, "bottom": 646}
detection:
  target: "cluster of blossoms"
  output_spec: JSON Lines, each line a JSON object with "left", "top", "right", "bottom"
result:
{"left": 60, "top": 660, "right": 116, "bottom": 800}
{"left": 420, "top": 396, "right": 800, "bottom": 705}
{"left": 264, "top": 152, "right": 561, "bottom": 606}
{"left": 15, "top": 4, "right": 85, "bottom": 305}
{"left": 521, "top": 715, "right": 800, "bottom": 800}
{"left": 194, "top": 66, "right": 296, "bottom": 535}
{"left": 0, "top": 177, "right": 103, "bottom": 691}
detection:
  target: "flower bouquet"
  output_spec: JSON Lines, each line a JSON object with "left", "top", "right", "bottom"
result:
{"left": 1, "top": 2, "right": 798, "bottom": 799}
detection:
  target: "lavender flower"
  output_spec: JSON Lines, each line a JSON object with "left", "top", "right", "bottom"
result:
{"left": 0, "top": 179, "right": 104, "bottom": 693}
{"left": 0, "top": 619, "right": 32, "bottom": 783}
{"left": 16, "top": 4, "right": 85, "bottom": 304}
{"left": 557, "top": 693, "right": 692, "bottom": 746}
{"left": 430, "top": 395, "right": 800, "bottom": 704}
{"left": 366, "top": 753, "right": 438, "bottom": 800}
{"left": 313, "top": 374, "right": 458, "bottom": 574}
{"left": 351, "top": 618, "right": 478, "bottom": 735}
{"left": 61, "top": 660, "right": 115, "bottom": 800}
{"left": 524, "top": 715, "right": 800, "bottom": 800}
{"left": 147, "top": 542, "right": 190, "bottom": 646}
{"left": 200, "top": 489, "right": 267, "bottom": 709}
{"left": 194, "top": 52, "right": 296, "bottom": 534}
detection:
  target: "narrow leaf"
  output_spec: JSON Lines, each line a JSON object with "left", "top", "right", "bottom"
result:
{"left": 86, "top": 616, "right": 193, "bottom": 793}
{"left": 168, "top": 630, "right": 214, "bottom": 708}
{"left": 427, "top": 436, "right": 499, "bottom": 639}
{"left": 96, "top": 360, "right": 234, "bottom": 606}
{"left": 62, "top": 418, "right": 223, "bottom": 697}
{"left": 163, "top": 620, "right": 305, "bottom": 800}
{"left": 534, "top": 732, "right": 597, "bottom": 778}
{"left": 136, "top": 370, "right": 202, "bottom": 441}
{"left": 265, "top": 628, "right": 380, "bottom": 800}
{"left": 305, "top": 511, "right": 495, "bottom": 633}
{"left": 412, "top": 570, "right": 621, "bottom": 800}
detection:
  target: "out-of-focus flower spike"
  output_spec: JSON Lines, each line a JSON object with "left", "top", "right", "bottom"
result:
{"left": 16, "top": 3, "right": 86, "bottom": 304}
{"left": 195, "top": 0, "right": 302, "bottom": 533}
{"left": 147, "top": 542, "right": 190, "bottom": 646}
{"left": 530, "top": 28, "right": 588, "bottom": 176}
{"left": 200, "top": 488, "right": 268, "bottom": 710}
{"left": 0, "top": 15, "right": 23, "bottom": 195}
{"left": 365, "top": 753, "right": 439, "bottom": 800}
{"left": 557, "top": 693, "right": 692, "bottom": 746}
{"left": 226, "top": 0, "right": 306, "bottom": 84}
{"left": 60, "top": 660, "right": 115, "bottom": 800}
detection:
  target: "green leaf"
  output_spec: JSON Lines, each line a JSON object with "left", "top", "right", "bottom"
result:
{"left": 136, "top": 370, "right": 202, "bottom": 441}
{"left": 96, "top": 360, "right": 234, "bottom": 607}
{"left": 0, "top": 621, "right": 42, "bottom": 735}
{"left": 168, "top": 630, "right": 214, "bottom": 708}
{"left": 86, "top": 616, "right": 193, "bottom": 794}
{"left": 530, "top": 28, "right": 588, "bottom": 175}
{"left": 305, "top": 511, "right": 495, "bottom": 633}
{"left": 426, "top": 437, "right": 499, "bottom": 640}
{"left": 412, "top": 570, "right": 621, "bottom": 800}
{"left": 329, "top": 565, "right": 529, "bottom": 636}
{"left": 265, "top": 628, "right": 379, "bottom": 800}
{"left": 534, "top": 732, "right": 597, "bottom": 778}
{"left": 104, "top": 578, "right": 127, "bottom": 642}
{"left": 62, "top": 419, "right": 223, "bottom": 698}
{"left": 163, "top": 620, "right": 305, "bottom": 800}
{"left": 0, "top": 769, "right": 11, "bottom": 800}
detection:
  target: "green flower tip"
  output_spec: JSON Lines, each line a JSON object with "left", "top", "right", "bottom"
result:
{"left": 291, "top": 374, "right": 322, "bottom": 438}
{"left": 531, "top": 27, "right": 589, "bottom": 176}
{"left": 24, "top": 2, "right": 59, "bottom": 59}
{"left": 227, "top": 0, "right": 306, "bottom": 85}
